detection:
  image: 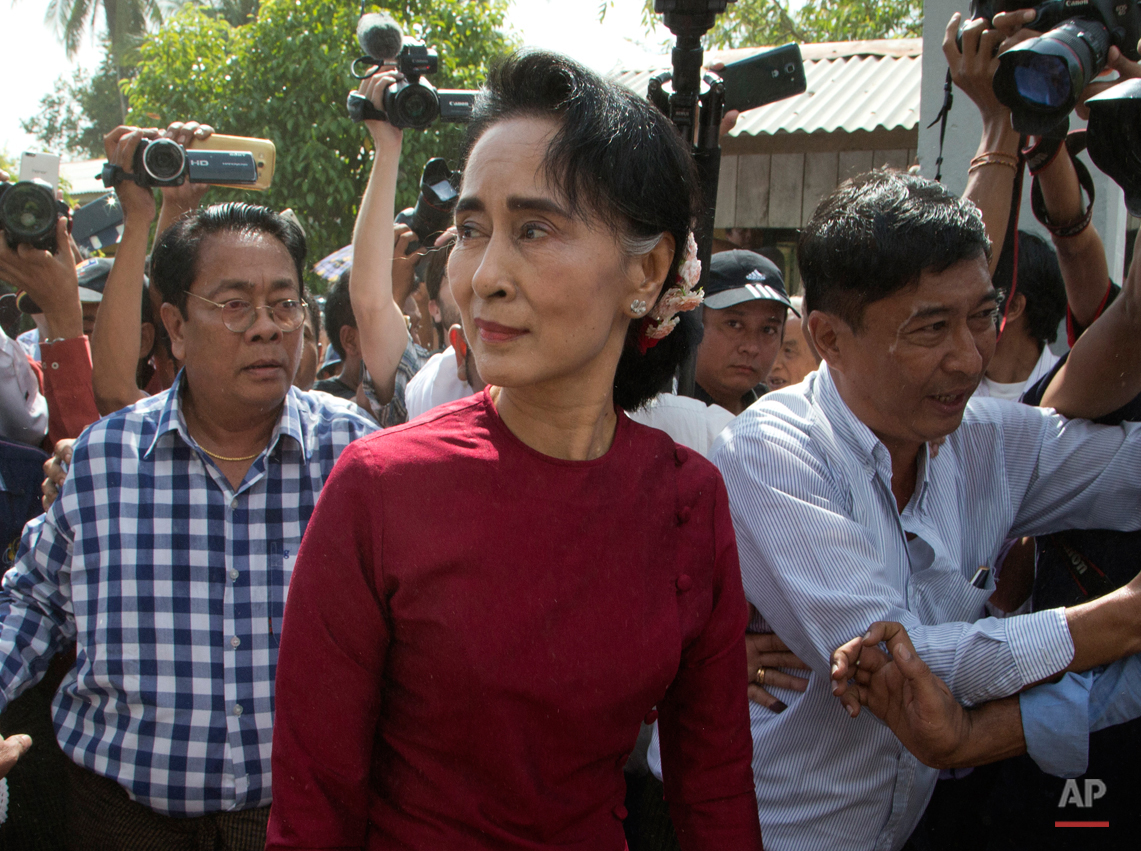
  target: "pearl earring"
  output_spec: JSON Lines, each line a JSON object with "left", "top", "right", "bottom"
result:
{"left": 630, "top": 299, "right": 648, "bottom": 316}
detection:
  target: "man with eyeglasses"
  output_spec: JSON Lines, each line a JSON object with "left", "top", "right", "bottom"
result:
{"left": 0, "top": 162, "right": 377, "bottom": 844}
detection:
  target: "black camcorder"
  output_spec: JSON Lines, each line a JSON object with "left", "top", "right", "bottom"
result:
{"left": 395, "top": 157, "right": 459, "bottom": 254}
{"left": 966, "top": 0, "right": 1141, "bottom": 134}
{"left": 347, "top": 14, "right": 477, "bottom": 130}
{"left": 100, "top": 138, "right": 261, "bottom": 190}
{"left": 0, "top": 180, "right": 69, "bottom": 252}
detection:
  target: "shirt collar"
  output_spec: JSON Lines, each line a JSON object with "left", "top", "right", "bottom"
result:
{"left": 144, "top": 370, "right": 309, "bottom": 461}
{"left": 812, "top": 366, "right": 934, "bottom": 508}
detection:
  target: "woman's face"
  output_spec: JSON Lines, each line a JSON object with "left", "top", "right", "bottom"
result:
{"left": 448, "top": 116, "right": 661, "bottom": 396}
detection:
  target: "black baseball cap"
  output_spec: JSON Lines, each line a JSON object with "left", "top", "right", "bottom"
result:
{"left": 16, "top": 257, "right": 113, "bottom": 314}
{"left": 705, "top": 250, "right": 799, "bottom": 315}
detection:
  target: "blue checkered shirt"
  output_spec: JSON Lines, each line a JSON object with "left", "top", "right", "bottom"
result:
{"left": 0, "top": 374, "right": 377, "bottom": 815}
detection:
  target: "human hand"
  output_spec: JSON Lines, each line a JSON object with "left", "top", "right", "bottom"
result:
{"left": 103, "top": 125, "right": 160, "bottom": 224}
{"left": 943, "top": 9, "right": 1036, "bottom": 122}
{"left": 0, "top": 734, "right": 31, "bottom": 780}
{"left": 42, "top": 438, "right": 75, "bottom": 511}
{"left": 356, "top": 68, "right": 405, "bottom": 151}
{"left": 159, "top": 120, "right": 215, "bottom": 211}
{"left": 0, "top": 218, "right": 83, "bottom": 339}
{"left": 831, "top": 621, "right": 970, "bottom": 768}
{"left": 1075, "top": 45, "right": 1141, "bottom": 119}
{"left": 746, "top": 627, "right": 810, "bottom": 713}
{"left": 392, "top": 223, "right": 425, "bottom": 306}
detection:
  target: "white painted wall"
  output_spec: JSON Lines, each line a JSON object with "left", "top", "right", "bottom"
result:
{"left": 919, "top": 0, "right": 1127, "bottom": 282}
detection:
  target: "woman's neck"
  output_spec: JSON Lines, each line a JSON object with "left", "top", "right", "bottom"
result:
{"left": 491, "top": 384, "right": 619, "bottom": 461}
{"left": 986, "top": 330, "right": 1042, "bottom": 385}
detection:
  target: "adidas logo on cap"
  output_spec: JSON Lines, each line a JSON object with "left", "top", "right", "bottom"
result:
{"left": 745, "top": 268, "right": 767, "bottom": 282}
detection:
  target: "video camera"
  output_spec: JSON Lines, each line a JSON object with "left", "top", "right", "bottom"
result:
{"left": 964, "top": 0, "right": 1141, "bottom": 134}
{"left": 347, "top": 13, "right": 477, "bottom": 130}
{"left": 0, "top": 180, "right": 69, "bottom": 252}
{"left": 100, "top": 135, "right": 274, "bottom": 191}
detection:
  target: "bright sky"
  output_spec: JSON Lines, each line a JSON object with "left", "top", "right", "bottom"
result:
{"left": 0, "top": 0, "right": 668, "bottom": 161}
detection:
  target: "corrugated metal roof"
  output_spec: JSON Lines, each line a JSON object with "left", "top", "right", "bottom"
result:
{"left": 607, "top": 38, "right": 921, "bottom": 138}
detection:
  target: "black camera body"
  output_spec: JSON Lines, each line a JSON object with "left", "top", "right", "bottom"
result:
{"left": 115, "top": 138, "right": 261, "bottom": 189}
{"left": 395, "top": 157, "right": 459, "bottom": 254}
{"left": 0, "top": 180, "right": 69, "bottom": 252}
{"left": 348, "top": 40, "right": 477, "bottom": 130}
{"left": 969, "top": 0, "right": 1141, "bottom": 134}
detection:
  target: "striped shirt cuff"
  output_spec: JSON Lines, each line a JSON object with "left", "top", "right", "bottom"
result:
{"left": 1007, "top": 607, "right": 1074, "bottom": 687}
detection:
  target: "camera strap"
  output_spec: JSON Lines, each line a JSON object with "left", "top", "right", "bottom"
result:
{"left": 927, "top": 69, "right": 955, "bottom": 183}
{"left": 1029, "top": 132, "right": 1096, "bottom": 239}
{"left": 1021, "top": 117, "right": 1069, "bottom": 176}
{"left": 99, "top": 163, "right": 131, "bottom": 189}
{"left": 997, "top": 147, "right": 1026, "bottom": 342}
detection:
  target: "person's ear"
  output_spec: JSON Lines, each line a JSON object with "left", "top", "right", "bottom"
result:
{"left": 628, "top": 233, "right": 677, "bottom": 312}
{"left": 448, "top": 324, "right": 469, "bottom": 382}
{"left": 806, "top": 310, "right": 845, "bottom": 369}
{"left": 139, "top": 321, "right": 156, "bottom": 362}
{"left": 1003, "top": 292, "right": 1027, "bottom": 324}
{"left": 160, "top": 303, "right": 188, "bottom": 363}
{"left": 428, "top": 299, "right": 443, "bottom": 325}
{"left": 340, "top": 324, "right": 360, "bottom": 359}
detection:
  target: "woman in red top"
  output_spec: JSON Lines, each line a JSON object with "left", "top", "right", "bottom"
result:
{"left": 268, "top": 51, "right": 763, "bottom": 851}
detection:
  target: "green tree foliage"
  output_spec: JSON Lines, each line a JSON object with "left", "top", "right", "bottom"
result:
{"left": 126, "top": 0, "right": 513, "bottom": 276}
{"left": 635, "top": 0, "right": 922, "bottom": 48}
{"left": 22, "top": 49, "right": 126, "bottom": 158}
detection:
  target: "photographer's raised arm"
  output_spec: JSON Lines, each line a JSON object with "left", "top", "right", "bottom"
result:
{"left": 153, "top": 121, "right": 215, "bottom": 239}
{"left": 944, "top": 12, "right": 1027, "bottom": 272}
{"left": 1040, "top": 227, "right": 1141, "bottom": 417}
{"left": 90, "top": 125, "right": 159, "bottom": 415}
{"left": 349, "top": 71, "right": 413, "bottom": 405}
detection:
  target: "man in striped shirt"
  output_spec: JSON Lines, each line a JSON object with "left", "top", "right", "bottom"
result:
{"left": 713, "top": 170, "right": 1141, "bottom": 851}
{"left": 0, "top": 196, "right": 375, "bottom": 847}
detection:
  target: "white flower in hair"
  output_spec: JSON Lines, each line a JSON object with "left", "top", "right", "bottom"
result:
{"left": 639, "top": 232, "right": 703, "bottom": 351}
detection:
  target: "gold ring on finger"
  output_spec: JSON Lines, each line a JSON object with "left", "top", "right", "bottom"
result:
{"left": 755, "top": 666, "right": 766, "bottom": 686}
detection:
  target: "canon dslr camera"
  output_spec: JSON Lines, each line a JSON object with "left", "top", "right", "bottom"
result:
{"left": 0, "top": 180, "right": 69, "bottom": 252}
{"left": 966, "top": 0, "right": 1141, "bottom": 134}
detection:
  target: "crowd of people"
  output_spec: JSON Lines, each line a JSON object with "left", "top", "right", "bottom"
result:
{"left": 2, "top": 5, "right": 1141, "bottom": 850}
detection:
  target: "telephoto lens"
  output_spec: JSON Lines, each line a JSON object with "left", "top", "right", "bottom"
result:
{"left": 993, "top": 17, "right": 1110, "bottom": 134}
{"left": 409, "top": 157, "right": 458, "bottom": 246}
{"left": 134, "top": 138, "right": 189, "bottom": 187}
{"left": 0, "top": 180, "right": 64, "bottom": 251}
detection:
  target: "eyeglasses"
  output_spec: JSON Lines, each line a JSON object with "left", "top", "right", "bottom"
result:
{"left": 186, "top": 291, "right": 308, "bottom": 334}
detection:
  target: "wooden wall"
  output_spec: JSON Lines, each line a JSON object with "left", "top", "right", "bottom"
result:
{"left": 715, "top": 148, "right": 917, "bottom": 229}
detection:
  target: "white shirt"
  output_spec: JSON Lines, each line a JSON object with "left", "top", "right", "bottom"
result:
{"left": 404, "top": 347, "right": 472, "bottom": 420}
{"left": 976, "top": 344, "right": 1060, "bottom": 402}
{"left": 0, "top": 327, "right": 48, "bottom": 446}
{"left": 627, "top": 394, "right": 734, "bottom": 458}
{"left": 712, "top": 367, "right": 1141, "bottom": 851}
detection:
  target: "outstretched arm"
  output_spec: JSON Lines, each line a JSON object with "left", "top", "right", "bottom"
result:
{"left": 90, "top": 125, "right": 160, "bottom": 415}
{"left": 350, "top": 71, "right": 415, "bottom": 405}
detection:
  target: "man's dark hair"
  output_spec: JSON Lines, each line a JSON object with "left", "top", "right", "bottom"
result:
{"left": 150, "top": 202, "right": 307, "bottom": 315}
{"left": 304, "top": 298, "right": 320, "bottom": 335}
{"left": 461, "top": 50, "right": 701, "bottom": 410}
{"left": 993, "top": 231, "right": 1066, "bottom": 346}
{"left": 323, "top": 271, "right": 356, "bottom": 360}
{"left": 798, "top": 170, "right": 991, "bottom": 330}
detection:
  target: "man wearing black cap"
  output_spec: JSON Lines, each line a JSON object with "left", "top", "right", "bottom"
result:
{"left": 694, "top": 249, "right": 799, "bottom": 415}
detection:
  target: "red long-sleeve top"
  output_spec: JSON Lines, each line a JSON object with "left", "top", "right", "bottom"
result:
{"left": 268, "top": 390, "right": 762, "bottom": 851}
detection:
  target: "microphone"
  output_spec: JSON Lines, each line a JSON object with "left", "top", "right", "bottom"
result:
{"left": 356, "top": 13, "right": 403, "bottom": 62}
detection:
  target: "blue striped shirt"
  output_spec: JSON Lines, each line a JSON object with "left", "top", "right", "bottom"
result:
{"left": 0, "top": 374, "right": 377, "bottom": 815}
{"left": 713, "top": 366, "right": 1141, "bottom": 851}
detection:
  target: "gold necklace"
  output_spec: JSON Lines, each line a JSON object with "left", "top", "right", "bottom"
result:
{"left": 200, "top": 446, "right": 263, "bottom": 463}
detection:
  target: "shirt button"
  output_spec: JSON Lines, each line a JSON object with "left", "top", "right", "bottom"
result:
{"left": 674, "top": 446, "right": 689, "bottom": 466}
{"left": 233, "top": 703, "right": 243, "bottom": 716}
{"left": 676, "top": 506, "right": 691, "bottom": 525}
{"left": 229, "top": 569, "right": 239, "bottom": 580}
{"left": 230, "top": 499, "right": 238, "bottom": 509}
{"left": 643, "top": 709, "right": 658, "bottom": 725}
{"left": 230, "top": 636, "right": 241, "bottom": 648}
{"left": 676, "top": 574, "right": 692, "bottom": 592}
{"left": 613, "top": 804, "right": 628, "bottom": 820}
